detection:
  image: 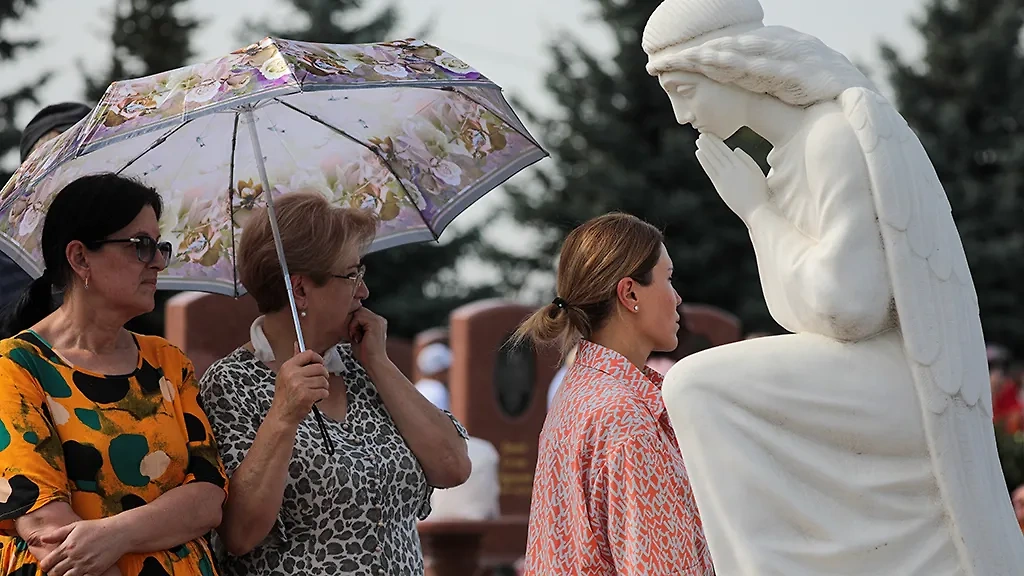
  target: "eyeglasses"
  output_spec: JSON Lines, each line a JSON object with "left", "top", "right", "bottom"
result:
{"left": 90, "top": 236, "right": 173, "bottom": 266}
{"left": 332, "top": 264, "right": 366, "bottom": 286}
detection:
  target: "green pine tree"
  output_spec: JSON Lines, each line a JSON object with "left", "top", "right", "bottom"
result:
{"left": 84, "top": 0, "right": 200, "bottom": 102}
{"left": 486, "top": 0, "right": 775, "bottom": 332}
{"left": 255, "top": 0, "right": 499, "bottom": 338}
{"left": 882, "top": 0, "right": 1024, "bottom": 352}
{"left": 0, "top": 0, "right": 49, "bottom": 182}
{"left": 81, "top": 0, "right": 201, "bottom": 335}
{"left": 244, "top": 0, "right": 396, "bottom": 45}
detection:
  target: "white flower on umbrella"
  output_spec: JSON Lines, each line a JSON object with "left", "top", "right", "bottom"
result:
{"left": 184, "top": 60, "right": 231, "bottom": 103}
{"left": 329, "top": 161, "right": 386, "bottom": 212}
{"left": 18, "top": 202, "right": 44, "bottom": 238}
{"left": 260, "top": 54, "right": 291, "bottom": 81}
{"left": 434, "top": 55, "right": 473, "bottom": 75}
{"left": 163, "top": 68, "right": 203, "bottom": 99}
{"left": 164, "top": 189, "right": 226, "bottom": 265}
{"left": 430, "top": 159, "right": 463, "bottom": 187}
{"left": 396, "top": 118, "right": 454, "bottom": 163}
{"left": 279, "top": 168, "right": 333, "bottom": 198}
{"left": 225, "top": 73, "right": 251, "bottom": 91}
{"left": 185, "top": 78, "right": 223, "bottom": 103}
{"left": 374, "top": 62, "right": 408, "bottom": 78}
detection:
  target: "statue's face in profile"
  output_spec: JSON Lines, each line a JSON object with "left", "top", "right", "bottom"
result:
{"left": 658, "top": 71, "right": 745, "bottom": 139}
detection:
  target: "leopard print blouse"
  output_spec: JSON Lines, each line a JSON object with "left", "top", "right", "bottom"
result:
{"left": 198, "top": 344, "right": 467, "bottom": 576}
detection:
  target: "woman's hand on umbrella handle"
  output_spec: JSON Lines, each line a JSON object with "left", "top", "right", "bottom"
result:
{"left": 268, "top": 344, "right": 330, "bottom": 428}
{"left": 348, "top": 308, "right": 388, "bottom": 367}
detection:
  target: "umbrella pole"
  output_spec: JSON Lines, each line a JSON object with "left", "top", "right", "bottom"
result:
{"left": 243, "top": 108, "right": 335, "bottom": 456}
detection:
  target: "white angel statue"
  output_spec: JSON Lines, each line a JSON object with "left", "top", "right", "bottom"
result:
{"left": 643, "top": 0, "right": 1024, "bottom": 574}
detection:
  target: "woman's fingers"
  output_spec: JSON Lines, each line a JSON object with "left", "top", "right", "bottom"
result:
{"left": 297, "top": 362, "right": 330, "bottom": 380}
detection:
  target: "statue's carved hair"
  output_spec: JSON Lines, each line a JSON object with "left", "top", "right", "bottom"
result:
{"left": 647, "top": 26, "right": 877, "bottom": 107}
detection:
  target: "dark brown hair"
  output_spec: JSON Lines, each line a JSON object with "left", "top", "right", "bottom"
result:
{"left": 238, "top": 192, "right": 378, "bottom": 313}
{"left": 514, "top": 212, "right": 663, "bottom": 357}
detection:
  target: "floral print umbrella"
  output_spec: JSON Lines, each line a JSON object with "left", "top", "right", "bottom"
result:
{"left": 0, "top": 37, "right": 546, "bottom": 297}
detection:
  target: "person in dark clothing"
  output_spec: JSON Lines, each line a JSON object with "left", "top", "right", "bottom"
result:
{"left": 0, "top": 102, "right": 92, "bottom": 311}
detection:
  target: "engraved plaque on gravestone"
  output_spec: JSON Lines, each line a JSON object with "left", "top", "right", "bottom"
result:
{"left": 494, "top": 333, "right": 536, "bottom": 419}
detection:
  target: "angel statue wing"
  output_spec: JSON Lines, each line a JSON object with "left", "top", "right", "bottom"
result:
{"left": 839, "top": 87, "right": 1024, "bottom": 574}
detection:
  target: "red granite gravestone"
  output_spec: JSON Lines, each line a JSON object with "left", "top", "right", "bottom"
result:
{"left": 165, "top": 292, "right": 260, "bottom": 377}
{"left": 668, "top": 303, "right": 744, "bottom": 360}
{"left": 443, "top": 299, "right": 561, "bottom": 567}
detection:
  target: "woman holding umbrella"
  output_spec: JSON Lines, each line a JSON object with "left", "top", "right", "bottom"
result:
{"left": 0, "top": 173, "right": 229, "bottom": 576}
{"left": 199, "top": 192, "right": 471, "bottom": 576}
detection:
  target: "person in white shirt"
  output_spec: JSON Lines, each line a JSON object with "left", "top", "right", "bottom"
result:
{"left": 414, "top": 342, "right": 452, "bottom": 410}
{"left": 413, "top": 342, "right": 502, "bottom": 521}
{"left": 545, "top": 344, "right": 578, "bottom": 408}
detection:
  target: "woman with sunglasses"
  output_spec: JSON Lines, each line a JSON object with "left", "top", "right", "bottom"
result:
{"left": 0, "top": 173, "right": 229, "bottom": 576}
{"left": 198, "top": 192, "right": 471, "bottom": 576}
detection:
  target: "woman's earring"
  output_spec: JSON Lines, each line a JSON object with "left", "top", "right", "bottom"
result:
{"left": 300, "top": 310, "right": 307, "bottom": 318}
{"left": 633, "top": 305, "right": 639, "bottom": 312}
{"left": 84, "top": 276, "right": 90, "bottom": 290}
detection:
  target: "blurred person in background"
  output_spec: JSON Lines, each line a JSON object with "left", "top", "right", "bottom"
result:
{"left": 414, "top": 342, "right": 452, "bottom": 411}
{"left": 990, "top": 344, "right": 1023, "bottom": 434}
{"left": 413, "top": 343, "right": 501, "bottom": 523}
{"left": 545, "top": 343, "right": 577, "bottom": 409}
{"left": 0, "top": 103, "right": 92, "bottom": 312}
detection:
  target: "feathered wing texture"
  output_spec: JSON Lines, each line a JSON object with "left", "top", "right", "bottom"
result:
{"left": 839, "top": 87, "right": 1024, "bottom": 575}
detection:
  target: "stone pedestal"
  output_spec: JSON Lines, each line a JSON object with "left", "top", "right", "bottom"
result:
{"left": 419, "top": 521, "right": 486, "bottom": 576}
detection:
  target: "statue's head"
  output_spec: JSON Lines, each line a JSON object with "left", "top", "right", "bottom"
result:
{"left": 643, "top": 0, "right": 876, "bottom": 138}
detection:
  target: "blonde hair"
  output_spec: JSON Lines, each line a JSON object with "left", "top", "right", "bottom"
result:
{"left": 515, "top": 213, "right": 664, "bottom": 357}
{"left": 647, "top": 26, "right": 877, "bottom": 106}
{"left": 238, "top": 192, "right": 378, "bottom": 313}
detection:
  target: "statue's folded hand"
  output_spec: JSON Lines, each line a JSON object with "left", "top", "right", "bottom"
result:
{"left": 695, "top": 133, "right": 769, "bottom": 222}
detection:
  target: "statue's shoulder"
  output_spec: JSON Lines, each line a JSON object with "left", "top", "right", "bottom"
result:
{"left": 802, "top": 102, "right": 864, "bottom": 168}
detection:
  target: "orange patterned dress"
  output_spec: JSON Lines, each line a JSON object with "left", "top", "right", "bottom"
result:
{"left": 525, "top": 340, "right": 714, "bottom": 575}
{"left": 0, "top": 331, "right": 228, "bottom": 576}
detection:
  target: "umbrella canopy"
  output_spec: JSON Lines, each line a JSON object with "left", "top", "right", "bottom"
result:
{"left": 0, "top": 37, "right": 546, "bottom": 296}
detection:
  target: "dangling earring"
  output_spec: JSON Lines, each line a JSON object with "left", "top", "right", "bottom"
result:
{"left": 84, "top": 276, "right": 90, "bottom": 290}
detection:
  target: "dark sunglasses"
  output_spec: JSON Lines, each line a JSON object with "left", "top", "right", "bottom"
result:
{"left": 90, "top": 236, "right": 173, "bottom": 265}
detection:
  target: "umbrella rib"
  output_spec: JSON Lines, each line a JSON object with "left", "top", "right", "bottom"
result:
{"left": 272, "top": 98, "right": 440, "bottom": 239}
{"left": 114, "top": 120, "right": 193, "bottom": 175}
{"left": 229, "top": 113, "right": 240, "bottom": 297}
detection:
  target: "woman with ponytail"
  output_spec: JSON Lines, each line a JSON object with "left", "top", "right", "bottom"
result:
{"left": 0, "top": 173, "right": 228, "bottom": 576}
{"left": 518, "top": 213, "right": 713, "bottom": 575}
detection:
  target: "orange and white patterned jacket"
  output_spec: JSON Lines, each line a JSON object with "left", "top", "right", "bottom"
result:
{"left": 524, "top": 340, "right": 714, "bottom": 575}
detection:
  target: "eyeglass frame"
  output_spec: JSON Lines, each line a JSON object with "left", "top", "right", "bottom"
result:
{"left": 87, "top": 236, "right": 173, "bottom": 267}
{"left": 331, "top": 264, "right": 366, "bottom": 286}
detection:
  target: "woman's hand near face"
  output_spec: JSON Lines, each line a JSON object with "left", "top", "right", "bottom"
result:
{"left": 267, "top": 344, "right": 330, "bottom": 428}
{"left": 347, "top": 308, "right": 390, "bottom": 368}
